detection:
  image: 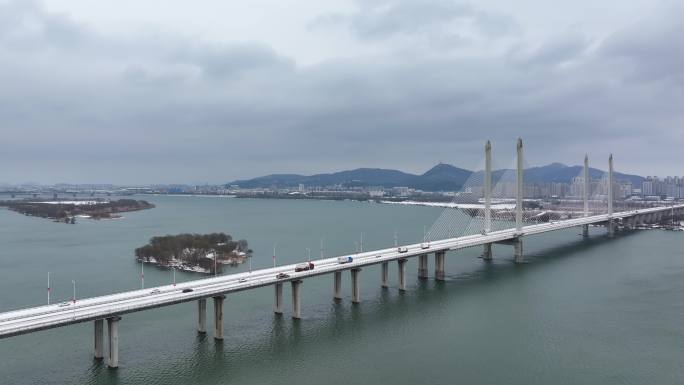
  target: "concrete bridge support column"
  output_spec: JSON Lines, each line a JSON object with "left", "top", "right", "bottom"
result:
{"left": 333, "top": 271, "right": 342, "bottom": 301}
{"left": 418, "top": 254, "right": 428, "bottom": 278}
{"left": 397, "top": 259, "right": 407, "bottom": 291}
{"left": 106, "top": 316, "right": 121, "bottom": 369}
{"left": 213, "top": 295, "right": 225, "bottom": 340}
{"left": 197, "top": 299, "right": 206, "bottom": 333}
{"left": 435, "top": 251, "right": 445, "bottom": 281}
{"left": 94, "top": 319, "right": 104, "bottom": 360}
{"left": 381, "top": 262, "right": 389, "bottom": 288}
{"left": 607, "top": 221, "right": 615, "bottom": 237}
{"left": 351, "top": 268, "right": 361, "bottom": 303}
{"left": 482, "top": 243, "right": 492, "bottom": 260}
{"left": 514, "top": 238, "right": 523, "bottom": 264}
{"left": 582, "top": 224, "right": 589, "bottom": 238}
{"left": 291, "top": 280, "right": 302, "bottom": 319}
{"left": 274, "top": 283, "right": 283, "bottom": 314}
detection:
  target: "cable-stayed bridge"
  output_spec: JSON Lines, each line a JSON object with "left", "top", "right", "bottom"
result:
{"left": 1, "top": 139, "right": 682, "bottom": 369}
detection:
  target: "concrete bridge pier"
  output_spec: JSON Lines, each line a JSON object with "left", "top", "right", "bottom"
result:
{"left": 607, "top": 221, "right": 615, "bottom": 237}
{"left": 213, "top": 295, "right": 225, "bottom": 340}
{"left": 435, "top": 251, "right": 445, "bottom": 280}
{"left": 333, "top": 271, "right": 342, "bottom": 301}
{"left": 514, "top": 238, "right": 523, "bottom": 263}
{"left": 197, "top": 299, "right": 206, "bottom": 333}
{"left": 482, "top": 243, "right": 493, "bottom": 260}
{"left": 381, "top": 262, "right": 389, "bottom": 288}
{"left": 274, "top": 283, "right": 283, "bottom": 314}
{"left": 106, "top": 316, "right": 121, "bottom": 369}
{"left": 291, "top": 280, "right": 302, "bottom": 319}
{"left": 94, "top": 319, "right": 104, "bottom": 360}
{"left": 418, "top": 254, "right": 428, "bottom": 278}
{"left": 582, "top": 224, "right": 589, "bottom": 237}
{"left": 397, "top": 259, "right": 407, "bottom": 291}
{"left": 351, "top": 268, "right": 361, "bottom": 303}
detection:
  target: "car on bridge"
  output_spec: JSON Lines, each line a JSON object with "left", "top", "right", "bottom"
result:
{"left": 295, "top": 262, "right": 314, "bottom": 272}
{"left": 398, "top": 247, "right": 408, "bottom": 253}
{"left": 181, "top": 288, "right": 193, "bottom": 293}
{"left": 276, "top": 272, "right": 290, "bottom": 279}
{"left": 337, "top": 256, "right": 353, "bottom": 264}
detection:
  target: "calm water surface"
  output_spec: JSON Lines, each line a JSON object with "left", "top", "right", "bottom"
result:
{"left": 0, "top": 196, "right": 683, "bottom": 385}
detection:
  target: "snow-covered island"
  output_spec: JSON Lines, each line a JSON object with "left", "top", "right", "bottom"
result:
{"left": 135, "top": 233, "right": 252, "bottom": 274}
{"left": 0, "top": 199, "right": 155, "bottom": 223}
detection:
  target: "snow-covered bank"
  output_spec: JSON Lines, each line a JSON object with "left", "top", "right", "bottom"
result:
{"left": 139, "top": 257, "right": 212, "bottom": 274}
{"left": 380, "top": 200, "right": 515, "bottom": 210}
{"left": 37, "top": 200, "right": 101, "bottom": 205}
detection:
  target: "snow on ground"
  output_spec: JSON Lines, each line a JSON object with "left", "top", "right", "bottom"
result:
{"left": 139, "top": 257, "right": 211, "bottom": 274}
{"left": 380, "top": 201, "right": 515, "bottom": 209}
{"left": 34, "top": 201, "right": 103, "bottom": 205}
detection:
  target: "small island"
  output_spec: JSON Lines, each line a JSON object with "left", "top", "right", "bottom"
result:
{"left": 0, "top": 199, "right": 155, "bottom": 223}
{"left": 135, "top": 232, "right": 252, "bottom": 274}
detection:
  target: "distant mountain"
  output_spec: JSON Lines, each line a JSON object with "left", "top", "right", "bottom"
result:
{"left": 518, "top": 163, "right": 644, "bottom": 186}
{"left": 409, "top": 163, "right": 472, "bottom": 191}
{"left": 228, "top": 163, "right": 645, "bottom": 191}
{"left": 229, "top": 168, "right": 415, "bottom": 189}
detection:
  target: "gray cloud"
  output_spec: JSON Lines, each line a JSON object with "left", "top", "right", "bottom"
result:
{"left": 600, "top": 11, "right": 684, "bottom": 88}
{"left": 309, "top": 0, "right": 521, "bottom": 43}
{"left": 509, "top": 33, "right": 591, "bottom": 68}
{"left": 0, "top": 0, "right": 682, "bottom": 184}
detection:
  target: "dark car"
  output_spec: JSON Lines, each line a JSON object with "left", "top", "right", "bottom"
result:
{"left": 295, "top": 262, "right": 315, "bottom": 272}
{"left": 182, "top": 288, "right": 194, "bottom": 293}
{"left": 276, "top": 272, "right": 290, "bottom": 279}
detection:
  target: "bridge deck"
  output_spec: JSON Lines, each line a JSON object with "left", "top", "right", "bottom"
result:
{"left": 1, "top": 205, "right": 681, "bottom": 339}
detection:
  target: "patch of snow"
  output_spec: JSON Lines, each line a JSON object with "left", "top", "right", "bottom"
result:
{"left": 380, "top": 200, "right": 515, "bottom": 209}
{"left": 34, "top": 200, "right": 103, "bottom": 205}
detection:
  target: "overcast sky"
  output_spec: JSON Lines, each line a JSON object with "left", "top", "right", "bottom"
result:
{"left": 1, "top": 0, "right": 682, "bottom": 184}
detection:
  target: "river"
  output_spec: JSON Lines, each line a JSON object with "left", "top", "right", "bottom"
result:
{"left": 0, "top": 195, "right": 682, "bottom": 385}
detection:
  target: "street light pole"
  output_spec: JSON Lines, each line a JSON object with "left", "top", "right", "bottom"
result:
{"left": 72, "top": 280, "right": 76, "bottom": 303}
{"left": 172, "top": 267, "right": 176, "bottom": 287}
{"left": 141, "top": 259, "right": 145, "bottom": 289}
{"left": 47, "top": 272, "right": 51, "bottom": 305}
